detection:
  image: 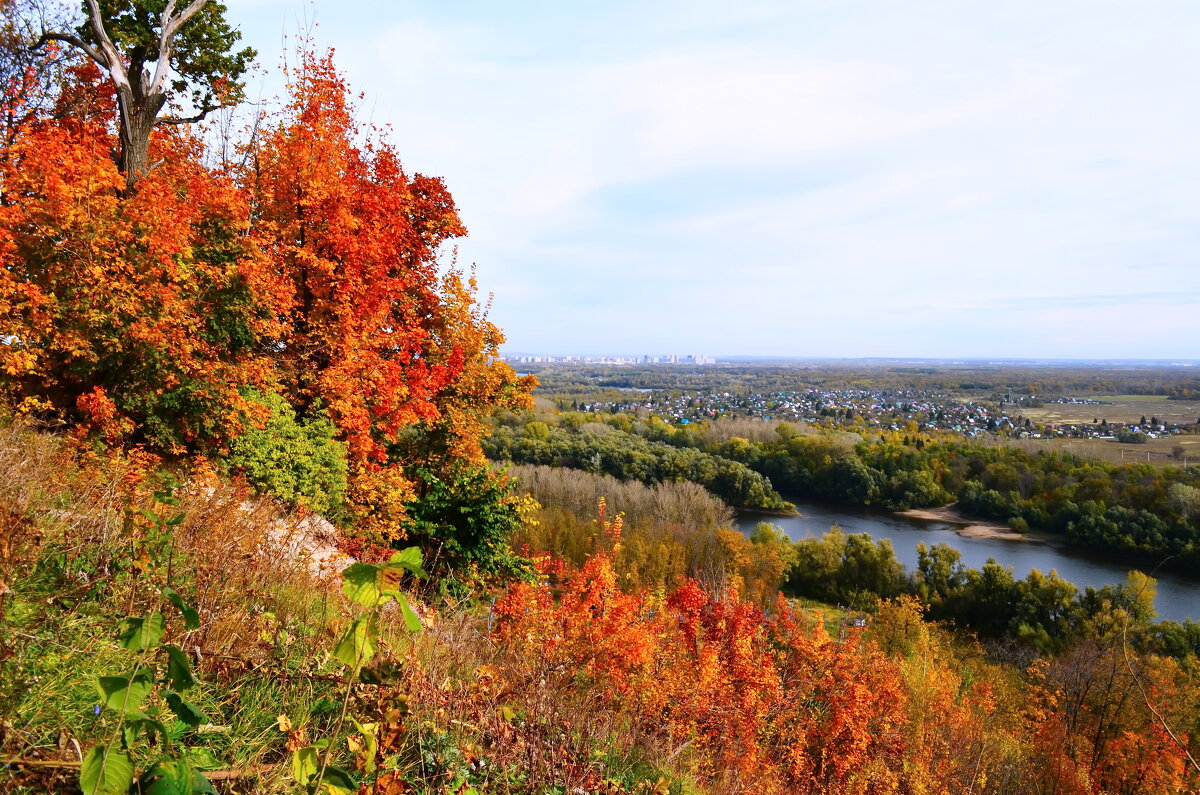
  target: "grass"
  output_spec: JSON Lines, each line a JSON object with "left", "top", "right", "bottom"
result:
{"left": 0, "top": 421, "right": 704, "bottom": 794}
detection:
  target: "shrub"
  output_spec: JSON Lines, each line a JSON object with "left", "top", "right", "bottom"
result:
{"left": 403, "top": 465, "right": 532, "bottom": 581}
{"left": 224, "top": 390, "right": 348, "bottom": 519}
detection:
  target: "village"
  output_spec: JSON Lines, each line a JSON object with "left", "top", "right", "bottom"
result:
{"left": 574, "top": 387, "right": 1194, "bottom": 443}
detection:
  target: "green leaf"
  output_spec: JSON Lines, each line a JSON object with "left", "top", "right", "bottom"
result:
{"left": 97, "top": 671, "right": 154, "bottom": 712}
{"left": 118, "top": 612, "right": 165, "bottom": 650}
{"left": 162, "top": 587, "right": 200, "bottom": 631}
{"left": 182, "top": 746, "right": 223, "bottom": 771}
{"left": 163, "top": 644, "right": 197, "bottom": 691}
{"left": 165, "top": 691, "right": 207, "bottom": 727}
{"left": 389, "top": 547, "right": 427, "bottom": 579}
{"left": 140, "top": 759, "right": 216, "bottom": 795}
{"left": 317, "top": 766, "right": 357, "bottom": 795}
{"left": 121, "top": 719, "right": 140, "bottom": 750}
{"left": 292, "top": 745, "right": 320, "bottom": 786}
{"left": 332, "top": 616, "right": 377, "bottom": 669}
{"left": 349, "top": 718, "right": 379, "bottom": 775}
{"left": 79, "top": 745, "right": 134, "bottom": 795}
{"left": 340, "top": 562, "right": 383, "bottom": 607}
{"left": 397, "top": 594, "right": 423, "bottom": 634}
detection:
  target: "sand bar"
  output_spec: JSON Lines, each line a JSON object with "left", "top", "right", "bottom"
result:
{"left": 895, "top": 505, "right": 1044, "bottom": 544}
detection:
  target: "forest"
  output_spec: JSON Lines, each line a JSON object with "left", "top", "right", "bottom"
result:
{"left": 485, "top": 406, "right": 1200, "bottom": 566}
{"left": 1, "top": 1, "right": 1199, "bottom": 793}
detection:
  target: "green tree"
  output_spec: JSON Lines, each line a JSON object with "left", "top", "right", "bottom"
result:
{"left": 404, "top": 465, "right": 532, "bottom": 581}
{"left": 37, "top": 0, "right": 254, "bottom": 189}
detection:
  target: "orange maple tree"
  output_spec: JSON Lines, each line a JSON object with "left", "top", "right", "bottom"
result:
{"left": 245, "top": 49, "right": 532, "bottom": 534}
{"left": 0, "top": 63, "right": 287, "bottom": 451}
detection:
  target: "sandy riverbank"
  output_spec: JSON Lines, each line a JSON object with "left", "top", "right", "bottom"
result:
{"left": 895, "top": 505, "right": 1044, "bottom": 543}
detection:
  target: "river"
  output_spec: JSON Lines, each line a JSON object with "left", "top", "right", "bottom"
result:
{"left": 736, "top": 498, "right": 1199, "bottom": 623}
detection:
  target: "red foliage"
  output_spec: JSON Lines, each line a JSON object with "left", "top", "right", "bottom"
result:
{"left": 495, "top": 547, "right": 958, "bottom": 792}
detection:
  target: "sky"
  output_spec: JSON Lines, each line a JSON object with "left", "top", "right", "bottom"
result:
{"left": 229, "top": 1, "right": 1200, "bottom": 359}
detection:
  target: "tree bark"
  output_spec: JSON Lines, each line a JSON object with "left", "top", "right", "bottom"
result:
{"left": 115, "top": 85, "right": 166, "bottom": 191}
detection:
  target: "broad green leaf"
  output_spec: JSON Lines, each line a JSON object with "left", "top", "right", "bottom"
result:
{"left": 165, "top": 691, "right": 207, "bottom": 726}
{"left": 121, "top": 719, "right": 140, "bottom": 750}
{"left": 332, "top": 616, "right": 377, "bottom": 669}
{"left": 292, "top": 745, "right": 320, "bottom": 786}
{"left": 340, "top": 563, "right": 382, "bottom": 607}
{"left": 182, "top": 747, "right": 223, "bottom": 771}
{"left": 97, "top": 671, "right": 154, "bottom": 712}
{"left": 318, "top": 766, "right": 357, "bottom": 795}
{"left": 397, "top": 595, "right": 423, "bottom": 634}
{"left": 79, "top": 745, "right": 134, "bottom": 795}
{"left": 389, "top": 547, "right": 427, "bottom": 579}
{"left": 118, "top": 612, "right": 165, "bottom": 650}
{"left": 162, "top": 587, "right": 200, "bottom": 631}
{"left": 139, "top": 758, "right": 216, "bottom": 795}
{"left": 139, "top": 761, "right": 188, "bottom": 795}
{"left": 163, "top": 645, "right": 197, "bottom": 691}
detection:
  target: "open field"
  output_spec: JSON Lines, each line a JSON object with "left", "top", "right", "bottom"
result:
{"left": 1006, "top": 434, "right": 1200, "bottom": 467}
{"left": 1019, "top": 395, "right": 1200, "bottom": 426}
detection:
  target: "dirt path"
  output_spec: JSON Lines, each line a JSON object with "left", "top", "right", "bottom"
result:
{"left": 895, "top": 505, "right": 1043, "bottom": 543}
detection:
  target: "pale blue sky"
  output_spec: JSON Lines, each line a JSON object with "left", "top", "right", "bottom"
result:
{"left": 230, "top": 1, "right": 1200, "bottom": 358}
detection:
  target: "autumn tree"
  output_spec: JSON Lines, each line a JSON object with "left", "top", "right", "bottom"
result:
{"left": 35, "top": 0, "right": 253, "bottom": 190}
{"left": 246, "top": 49, "right": 531, "bottom": 540}
{"left": 1, "top": 0, "right": 80, "bottom": 154}
{"left": 0, "top": 65, "right": 289, "bottom": 449}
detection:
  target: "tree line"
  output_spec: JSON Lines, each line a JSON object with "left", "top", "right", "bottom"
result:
{"left": 491, "top": 410, "right": 1200, "bottom": 567}
{"left": 483, "top": 419, "right": 794, "bottom": 512}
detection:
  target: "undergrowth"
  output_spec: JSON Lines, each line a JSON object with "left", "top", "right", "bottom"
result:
{"left": 0, "top": 421, "right": 697, "bottom": 794}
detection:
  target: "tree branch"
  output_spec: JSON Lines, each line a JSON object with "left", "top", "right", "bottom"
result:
{"left": 148, "top": 0, "right": 209, "bottom": 97}
{"left": 162, "top": 0, "right": 210, "bottom": 42}
{"left": 81, "top": 0, "right": 128, "bottom": 90}
{"left": 147, "top": 0, "right": 179, "bottom": 96}
{"left": 157, "top": 103, "right": 225, "bottom": 126}
{"left": 32, "top": 32, "right": 103, "bottom": 67}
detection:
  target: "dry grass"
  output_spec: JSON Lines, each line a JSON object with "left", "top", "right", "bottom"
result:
{"left": 508, "top": 463, "right": 733, "bottom": 531}
{"left": 391, "top": 607, "right": 692, "bottom": 793}
{"left": 0, "top": 422, "right": 697, "bottom": 793}
{"left": 1020, "top": 395, "right": 1200, "bottom": 426}
{"left": 0, "top": 422, "right": 365, "bottom": 792}
{"left": 0, "top": 419, "right": 348, "bottom": 658}
{"left": 1007, "top": 435, "right": 1200, "bottom": 468}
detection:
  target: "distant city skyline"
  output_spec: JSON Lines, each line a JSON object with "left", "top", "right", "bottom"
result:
{"left": 233, "top": 1, "right": 1200, "bottom": 358}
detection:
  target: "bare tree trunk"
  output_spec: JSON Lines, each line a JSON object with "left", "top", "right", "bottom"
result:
{"left": 115, "top": 86, "right": 166, "bottom": 192}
